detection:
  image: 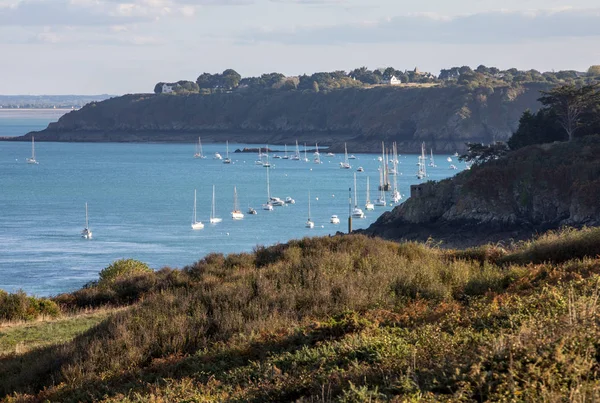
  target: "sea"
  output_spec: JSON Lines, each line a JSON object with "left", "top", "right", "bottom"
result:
{"left": 0, "top": 109, "right": 465, "bottom": 296}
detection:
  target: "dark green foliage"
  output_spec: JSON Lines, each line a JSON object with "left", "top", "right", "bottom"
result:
{"left": 538, "top": 83, "right": 600, "bottom": 141}
{"left": 508, "top": 108, "right": 566, "bottom": 150}
{"left": 459, "top": 141, "right": 509, "bottom": 165}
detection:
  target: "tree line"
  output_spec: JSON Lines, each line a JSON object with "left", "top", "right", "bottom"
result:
{"left": 153, "top": 65, "right": 600, "bottom": 95}
{"left": 461, "top": 83, "right": 600, "bottom": 165}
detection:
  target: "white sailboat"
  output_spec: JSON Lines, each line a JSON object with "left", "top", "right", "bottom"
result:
{"left": 375, "top": 169, "right": 387, "bottom": 206}
{"left": 303, "top": 143, "right": 309, "bottom": 162}
{"left": 255, "top": 147, "right": 264, "bottom": 165}
{"left": 81, "top": 202, "right": 92, "bottom": 239}
{"left": 26, "top": 136, "right": 39, "bottom": 164}
{"left": 263, "top": 145, "right": 271, "bottom": 167}
{"left": 231, "top": 186, "right": 244, "bottom": 220}
{"left": 306, "top": 191, "right": 315, "bottom": 228}
{"left": 291, "top": 140, "right": 300, "bottom": 160}
{"left": 263, "top": 166, "right": 274, "bottom": 210}
{"left": 282, "top": 144, "right": 289, "bottom": 159}
{"left": 365, "top": 177, "right": 375, "bottom": 210}
{"left": 417, "top": 142, "right": 427, "bottom": 179}
{"left": 314, "top": 143, "right": 321, "bottom": 164}
{"left": 209, "top": 185, "right": 222, "bottom": 224}
{"left": 340, "top": 143, "right": 351, "bottom": 169}
{"left": 223, "top": 141, "right": 231, "bottom": 164}
{"left": 429, "top": 149, "right": 436, "bottom": 167}
{"left": 391, "top": 143, "right": 402, "bottom": 203}
{"left": 352, "top": 173, "right": 365, "bottom": 218}
{"left": 191, "top": 189, "right": 205, "bottom": 230}
{"left": 194, "top": 137, "right": 206, "bottom": 159}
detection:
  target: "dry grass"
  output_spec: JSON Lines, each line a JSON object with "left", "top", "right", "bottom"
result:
{"left": 2, "top": 229, "right": 600, "bottom": 402}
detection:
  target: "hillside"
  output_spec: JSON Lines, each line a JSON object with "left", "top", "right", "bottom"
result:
{"left": 2, "top": 229, "right": 600, "bottom": 401}
{"left": 11, "top": 83, "right": 548, "bottom": 153}
{"left": 362, "top": 136, "right": 600, "bottom": 246}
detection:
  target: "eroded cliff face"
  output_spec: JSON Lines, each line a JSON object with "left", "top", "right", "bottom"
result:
{"left": 362, "top": 137, "right": 600, "bottom": 247}
{"left": 18, "top": 83, "right": 548, "bottom": 153}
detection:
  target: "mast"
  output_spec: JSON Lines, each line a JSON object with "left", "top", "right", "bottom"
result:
{"left": 211, "top": 185, "right": 215, "bottom": 220}
{"left": 226, "top": 141, "right": 229, "bottom": 159}
{"left": 308, "top": 191, "right": 311, "bottom": 220}
{"left": 233, "top": 186, "right": 238, "bottom": 212}
{"left": 193, "top": 189, "right": 197, "bottom": 223}
{"left": 85, "top": 202, "right": 89, "bottom": 228}
{"left": 199, "top": 137, "right": 203, "bottom": 157}
{"left": 266, "top": 165, "right": 271, "bottom": 199}
{"left": 304, "top": 143, "right": 307, "bottom": 161}
{"left": 31, "top": 136, "right": 35, "bottom": 159}
{"left": 354, "top": 173, "right": 358, "bottom": 207}
{"left": 366, "top": 177, "right": 370, "bottom": 203}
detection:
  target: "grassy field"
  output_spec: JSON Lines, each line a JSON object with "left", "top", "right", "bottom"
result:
{"left": 2, "top": 228, "right": 600, "bottom": 402}
{"left": 0, "top": 310, "right": 114, "bottom": 357}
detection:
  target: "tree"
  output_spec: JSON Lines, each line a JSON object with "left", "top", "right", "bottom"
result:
{"left": 221, "top": 69, "right": 241, "bottom": 89}
{"left": 588, "top": 65, "right": 600, "bottom": 77}
{"left": 538, "top": 84, "right": 600, "bottom": 141}
{"left": 508, "top": 108, "right": 566, "bottom": 150}
{"left": 459, "top": 142, "right": 509, "bottom": 165}
{"left": 196, "top": 73, "right": 216, "bottom": 89}
{"left": 312, "top": 81, "right": 320, "bottom": 93}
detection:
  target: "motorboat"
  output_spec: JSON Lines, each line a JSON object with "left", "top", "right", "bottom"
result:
{"left": 330, "top": 215, "right": 340, "bottom": 224}
{"left": 285, "top": 197, "right": 295, "bottom": 204}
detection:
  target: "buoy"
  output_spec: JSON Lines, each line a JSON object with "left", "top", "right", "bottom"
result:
{"left": 315, "top": 197, "right": 319, "bottom": 201}
{"left": 226, "top": 232, "right": 230, "bottom": 236}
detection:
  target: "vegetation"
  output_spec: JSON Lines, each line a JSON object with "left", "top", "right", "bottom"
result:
{"left": 458, "top": 141, "right": 509, "bottom": 165}
{"left": 3, "top": 228, "right": 600, "bottom": 401}
{"left": 0, "top": 290, "right": 60, "bottom": 322}
{"left": 509, "top": 83, "right": 600, "bottom": 149}
{"left": 153, "top": 65, "right": 600, "bottom": 95}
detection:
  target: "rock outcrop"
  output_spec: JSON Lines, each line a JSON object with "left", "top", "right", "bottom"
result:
{"left": 361, "top": 136, "right": 600, "bottom": 247}
{"left": 11, "top": 83, "right": 549, "bottom": 153}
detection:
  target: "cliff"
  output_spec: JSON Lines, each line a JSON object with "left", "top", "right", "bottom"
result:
{"left": 362, "top": 136, "right": 600, "bottom": 246}
{"left": 14, "top": 83, "right": 549, "bottom": 153}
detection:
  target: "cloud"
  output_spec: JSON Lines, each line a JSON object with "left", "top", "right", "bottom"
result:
{"left": 0, "top": 0, "right": 241, "bottom": 26}
{"left": 244, "top": 8, "right": 600, "bottom": 45}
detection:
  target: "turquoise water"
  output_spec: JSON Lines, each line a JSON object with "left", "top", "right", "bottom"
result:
{"left": 0, "top": 112, "right": 465, "bottom": 296}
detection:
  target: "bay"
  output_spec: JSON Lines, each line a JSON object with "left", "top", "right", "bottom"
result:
{"left": 0, "top": 111, "right": 465, "bottom": 296}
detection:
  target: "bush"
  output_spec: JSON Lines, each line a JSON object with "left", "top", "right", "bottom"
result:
{"left": 98, "top": 259, "right": 152, "bottom": 285}
{"left": 0, "top": 290, "right": 60, "bottom": 322}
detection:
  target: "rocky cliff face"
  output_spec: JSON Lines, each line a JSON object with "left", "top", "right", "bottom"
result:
{"left": 15, "top": 83, "right": 548, "bottom": 153}
{"left": 362, "top": 136, "right": 600, "bottom": 247}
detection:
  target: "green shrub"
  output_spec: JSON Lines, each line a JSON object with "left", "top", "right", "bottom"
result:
{"left": 0, "top": 290, "right": 60, "bottom": 322}
{"left": 98, "top": 259, "right": 152, "bottom": 285}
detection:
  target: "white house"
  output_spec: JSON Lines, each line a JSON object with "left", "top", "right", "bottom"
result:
{"left": 162, "top": 84, "right": 174, "bottom": 94}
{"left": 389, "top": 75, "right": 402, "bottom": 86}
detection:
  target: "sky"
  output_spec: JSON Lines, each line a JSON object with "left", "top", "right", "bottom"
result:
{"left": 1, "top": 0, "right": 600, "bottom": 95}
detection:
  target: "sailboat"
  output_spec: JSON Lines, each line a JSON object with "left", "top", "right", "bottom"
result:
{"left": 365, "top": 177, "right": 375, "bottom": 211}
{"left": 303, "top": 143, "right": 309, "bottom": 162}
{"left": 223, "top": 141, "right": 231, "bottom": 164}
{"left": 375, "top": 169, "right": 387, "bottom": 206}
{"left": 391, "top": 143, "right": 402, "bottom": 203}
{"left": 314, "top": 143, "right": 321, "bottom": 164}
{"left": 417, "top": 142, "right": 427, "bottom": 179}
{"left": 263, "top": 145, "right": 271, "bottom": 167}
{"left": 255, "top": 147, "right": 264, "bottom": 165}
{"left": 191, "top": 189, "right": 205, "bottom": 230}
{"left": 429, "top": 149, "right": 437, "bottom": 167}
{"left": 194, "top": 137, "right": 206, "bottom": 159}
{"left": 231, "top": 186, "right": 244, "bottom": 220}
{"left": 26, "top": 136, "right": 39, "bottom": 165}
{"left": 305, "top": 191, "right": 315, "bottom": 228}
{"left": 351, "top": 173, "right": 365, "bottom": 218}
{"left": 81, "top": 202, "right": 92, "bottom": 239}
{"left": 209, "top": 185, "right": 222, "bottom": 224}
{"left": 339, "top": 143, "right": 351, "bottom": 169}
{"left": 291, "top": 140, "right": 300, "bottom": 161}
{"left": 282, "top": 144, "right": 289, "bottom": 159}
{"left": 262, "top": 166, "right": 274, "bottom": 210}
